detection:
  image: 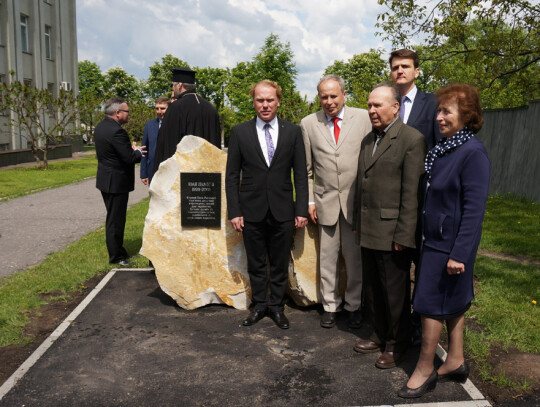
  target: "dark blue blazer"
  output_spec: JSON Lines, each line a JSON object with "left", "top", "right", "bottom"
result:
{"left": 407, "top": 90, "right": 442, "bottom": 150}
{"left": 414, "top": 137, "right": 490, "bottom": 315}
{"left": 140, "top": 118, "right": 160, "bottom": 182}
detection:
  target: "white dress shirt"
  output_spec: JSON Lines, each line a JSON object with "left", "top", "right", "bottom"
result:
{"left": 256, "top": 116, "right": 279, "bottom": 166}
{"left": 402, "top": 85, "right": 418, "bottom": 124}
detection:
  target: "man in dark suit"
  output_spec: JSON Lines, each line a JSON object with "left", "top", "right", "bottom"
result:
{"left": 95, "top": 97, "right": 146, "bottom": 266}
{"left": 140, "top": 96, "right": 170, "bottom": 185}
{"left": 153, "top": 67, "right": 221, "bottom": 173}
{"left": 389, "top": 49, "right": 441, "bottom": 150}
{"left": 225, "top": 80, "right": 309, "bottom": 329}
{"left": 390, "top": 48, "right": 442, "bottom": 344}
{"left": 352, "top": 83, "right": 426, "bottom": 368}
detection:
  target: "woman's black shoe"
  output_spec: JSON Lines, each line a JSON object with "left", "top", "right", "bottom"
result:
{"left": 397, "top": 370, "right": 438, "bottom": 399}
{"left": 438, "top": 362, "right": 470, "bottom": 383}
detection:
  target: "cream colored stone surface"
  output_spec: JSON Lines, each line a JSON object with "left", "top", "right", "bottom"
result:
{"left": 141, "top": 136, "right": 321, "bottom": 310}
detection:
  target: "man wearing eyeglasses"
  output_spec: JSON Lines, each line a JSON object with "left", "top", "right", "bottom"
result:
{"left": 95, "top": 97, "right": 146, "bottom": 266}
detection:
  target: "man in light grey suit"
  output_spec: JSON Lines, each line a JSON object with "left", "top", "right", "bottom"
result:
{"left": 300, "top": 75, "right": 372, "bottom": 329}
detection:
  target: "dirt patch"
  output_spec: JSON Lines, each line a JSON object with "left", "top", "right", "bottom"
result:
{"left": 438, "top": 319, "right": 540, "bottom": 406}
{"left": 478, "top": 249, "right": 540, "bottom": 267}
{"left": 0, "top": 274, "right": 103, "bottom": 385}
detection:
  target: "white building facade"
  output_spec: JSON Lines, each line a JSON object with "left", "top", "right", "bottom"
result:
{"left": 0, "top": 0, "right": 78, "bottom": 151}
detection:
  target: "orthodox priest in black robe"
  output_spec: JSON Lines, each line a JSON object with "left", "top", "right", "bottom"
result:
{"left": 153, "top": 67, "right": 221, "bottom": 174}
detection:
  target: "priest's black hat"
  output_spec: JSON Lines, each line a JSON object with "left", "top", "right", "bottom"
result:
{"left": 172, "top": 67, "right": 196, "bottom": 83}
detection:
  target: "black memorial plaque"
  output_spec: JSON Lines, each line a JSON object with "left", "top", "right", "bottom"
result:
{"left": 180, "top": 172, "right": 221, "bottom": 227}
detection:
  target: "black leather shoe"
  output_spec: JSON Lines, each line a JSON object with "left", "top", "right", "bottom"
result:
{"left": 438, "top": 362, "right": 470, "bottom": 383}
{"left": 398, "top": 370, "right": 438, "bottom": 398}
{"left": 242, "top": 309, "right": 266, "bottom": 326}
{"left": 348, "top": 309, "right": 363, "bottom": 329}
{"left": 268, "top": 310, "right": 289, "bottom": 329}
{"left": 320, "top": 311, "right": 336, "bottom": 328}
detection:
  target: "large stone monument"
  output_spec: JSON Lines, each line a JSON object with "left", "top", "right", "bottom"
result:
{"left": 141, "top": 136, "right": 323, "bottom": 310}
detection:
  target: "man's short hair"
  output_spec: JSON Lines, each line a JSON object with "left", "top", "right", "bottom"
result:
{"left": 436, "top": 83, "right": 484, "bottom": 132}
{"left": 172, "top": 82, "right": 196, "bottom": 92}
{"left": 155, "top": 96, "right": 171, "bottom": 105}
{"left": 104, "top": 97, "right": 126, "bottom": 115}
{"left": 373, "top": 81, "right": 402, "bottom": 105}
{"left": 389, "top": 49, "right": 419, "bottom": 69}
{"left": 317, "top": 74, "right": 345, "bottom": 94}
{"left": 249, "top": 80, "right": 283, "bottom": 100}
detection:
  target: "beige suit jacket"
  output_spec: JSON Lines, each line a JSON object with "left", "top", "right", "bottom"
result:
{"left": 301, "top": 106, "right": 371, "bottom": 226}
{"left": 353, "top": 118, "right": 427, "bottom": 251}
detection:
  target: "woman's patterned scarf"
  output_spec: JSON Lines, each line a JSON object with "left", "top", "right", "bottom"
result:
{"left": 425, "top": 127, "right": 475, "bottom": 178}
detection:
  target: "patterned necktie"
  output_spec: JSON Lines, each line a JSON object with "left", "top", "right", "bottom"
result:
{"left": 332, "top": 117, "right": 340, "bottom": 143}
{"left": 264, "top": 123, "right": 275, "bottom": 164}
{"left": 399, "top": 96, "right": 407, "bottom": 121}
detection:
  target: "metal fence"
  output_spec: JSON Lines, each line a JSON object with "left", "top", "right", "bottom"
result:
{"left": 477, "top": 100, "right": 540, "bottom": 202}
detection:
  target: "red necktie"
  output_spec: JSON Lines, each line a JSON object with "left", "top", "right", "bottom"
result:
{"left": 332, "top": 117, "right": 340, "bottom": 142}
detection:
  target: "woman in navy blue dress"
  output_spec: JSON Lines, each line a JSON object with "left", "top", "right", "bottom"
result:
{"left": 398, "top": 84, "right": 491, "bottom": 398}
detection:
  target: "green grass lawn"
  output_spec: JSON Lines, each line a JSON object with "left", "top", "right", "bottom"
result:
{"left": 480, "top": 194, "right": 540, "bottom": 261}
{"left": 0, "top": 154, "right": 98, "bottom": 201}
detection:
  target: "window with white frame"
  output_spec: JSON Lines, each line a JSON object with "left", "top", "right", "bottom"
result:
{"left": 20, "top": 14, "right": 29, "bottom": 53}
{"left": 45, "top": 25, "right": 52, "bottom": 59}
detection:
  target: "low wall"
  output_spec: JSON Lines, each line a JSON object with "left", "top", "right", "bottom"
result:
{"left": 0, "top": 144, "right": 73, "bottom": 167}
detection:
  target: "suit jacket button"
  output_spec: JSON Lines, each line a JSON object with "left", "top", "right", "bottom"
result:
{"left": 337, "top": 171, "right": 341, "bottom": 175}
{"left": 338, "top": 189, "right": 342, "bottom": 193}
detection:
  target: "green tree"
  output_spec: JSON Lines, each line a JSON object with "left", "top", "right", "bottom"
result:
{"left": 123, "top": 102, "right": 154, "bottom": 142}
{"left": 103, "top": 67, "right": 144, "bottom": 101}
{"left": 376, "top": 0, "right": 540, "bottom": 108}
{"left": 414, "top": 20, "right": 539, "bottom": 108}
{"left": 225, "top": 33, "right": 309, "bottom": 124}
{"left": 145, "top": 54, "right": 190, "bottom": 100}
{"left": 78, "top": 60, "right": 105, "bottom": 98}
{"left": 0, "top": 81, "right": 79, "bottom": 168}
{"left": 324, "top": 50, "right": 388, "bottom": 108}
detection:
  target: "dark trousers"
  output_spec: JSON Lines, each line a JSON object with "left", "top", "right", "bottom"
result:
{"left": 361, "top": 247, "right": 411, "bottom": 353}
{"left": 101, "top": 191, "right": 129, "bottom": 263}
{"left": 242, "top": 212, "right": 294, "bottom": 312}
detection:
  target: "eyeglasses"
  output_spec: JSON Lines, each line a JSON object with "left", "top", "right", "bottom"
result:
{"left": 118, "top": 109, "right": 130, "bottom": 113}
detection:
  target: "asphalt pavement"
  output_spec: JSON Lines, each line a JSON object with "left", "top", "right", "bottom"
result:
{"left": 0, "top": 165, "right": 148, "bottom": 277}
{"left": 0, "top": 270, "right": 490, "bottom": 407}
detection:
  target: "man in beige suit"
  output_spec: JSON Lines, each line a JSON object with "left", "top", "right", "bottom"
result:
{"left": 352, "top": 82, "right": 426, "bottom": 369}
{"left": 300, "top": 75, "right": 372, "bottom": 329}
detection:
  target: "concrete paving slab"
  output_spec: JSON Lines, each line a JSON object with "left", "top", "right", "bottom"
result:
{"left": 0, "top": 270, "right": 488, "bottom": 407}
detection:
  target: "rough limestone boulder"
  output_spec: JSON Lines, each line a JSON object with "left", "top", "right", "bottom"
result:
{"left": 141, "top": 136, "right": 321, "bottom": 310}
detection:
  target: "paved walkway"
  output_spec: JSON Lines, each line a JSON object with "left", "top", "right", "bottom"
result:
{"left": 0, "top": 165, "right": 148, "bottom": 277}
{"left": 0, "top": 270, "right": 490, "bottom": 407}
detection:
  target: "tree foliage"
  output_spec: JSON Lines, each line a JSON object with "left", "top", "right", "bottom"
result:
{"left": 225, "top": 33, "right": 310, "bottom": 124}
{"left": 376, "top": 0, "right": 540, "bottom": 107}
{"left": 146, "top": 54, "right": 190, "bottom": 100}
{"left": 0, "top": 81, "right": 80, "bottom": 168}
{"left": 78, "top": 60, "right": 105, "bottom": 98}
{"left": 103, "top": 67, "right": 144, "bottom": 101}
{"left": 324, "top": 49, "right": 388, "bottom": 108}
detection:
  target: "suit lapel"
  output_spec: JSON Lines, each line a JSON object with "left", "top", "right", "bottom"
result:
{"left": 364, "top": 119, "right": 403, "bottom": 170}
{"left": 315, "top": 110, "right": 337, "bottom": 150}
{"left": 407, "top": 91, "right": 425, "bottom": 126}
{"left": 249, "top": 118, "right": 267, "bottom": 166}
{"left": 336, "top": 106, "right": 352, "bottom": 149}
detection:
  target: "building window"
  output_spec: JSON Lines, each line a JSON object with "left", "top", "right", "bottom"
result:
{"left": 45, "top": 26, "right": 52, "bottom": 59}
{"left": 20, "top": 14, "right": 29, "bottom": 53}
